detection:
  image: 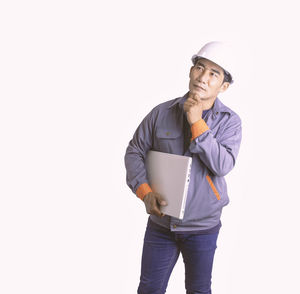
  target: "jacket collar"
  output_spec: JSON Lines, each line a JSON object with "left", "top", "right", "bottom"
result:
{"left": 168, "top": 91, "right": 232, "bottom": 116}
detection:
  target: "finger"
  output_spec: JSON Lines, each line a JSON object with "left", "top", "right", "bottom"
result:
{"left": 155, "top": 193, "right": 167, "bottom": 206}
{"left": 150, "top": 204, "right": 163, "bottom": 217}
{"left": 188, "top": 93, "right": 198, "bottom": 102}
{"left": 183, "top": 103, "right": 192, "bottom": 112}
{"left": 188, "top": 93, "right": 196, "bottom": 100}
{"left": 191, "top": 94, "right": 200, "bottom": 103}
{"left": 187, "top": 98, "right": 197, "bottom": 105}
{"left": 193, "top": 94, "right": 201, "bottom": 102}
{"left": 184, "top": 101, "right": 195, "bottom": 108}
{"left": 187, "top": 96, "right": 196, "bottom": 102}
{"left": 186, "top": 102, "right": 195, "bottom": 107}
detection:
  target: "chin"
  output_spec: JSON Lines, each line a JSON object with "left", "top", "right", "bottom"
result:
{"left": 190, "top": 89, "right": 207, "bottom": 98}
{"left": 191, "top": 90, "right": 207, "bottom": 100}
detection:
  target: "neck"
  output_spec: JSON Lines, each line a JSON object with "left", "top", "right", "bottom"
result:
{"left": 201, "top": 97, "right": 217, "bottom": 110}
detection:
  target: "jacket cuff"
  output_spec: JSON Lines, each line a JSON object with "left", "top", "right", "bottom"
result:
{"left": 136, "top": 183, "right": 152, "bottom": 201}
{"left": 191, "top": 119, "right": 209, "bottom": 141}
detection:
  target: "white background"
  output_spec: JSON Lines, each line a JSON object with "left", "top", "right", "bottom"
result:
{"left": 1, "top": 1, "right": 300, "bottom": 293}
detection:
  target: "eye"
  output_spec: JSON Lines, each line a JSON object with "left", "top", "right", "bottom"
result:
{"left": 195, "top": 65, "right": 204, "bottom": 71}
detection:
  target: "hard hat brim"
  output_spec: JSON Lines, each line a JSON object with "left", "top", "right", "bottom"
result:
{"left": 191, "top": 54, "right": 234, "bottom": 84}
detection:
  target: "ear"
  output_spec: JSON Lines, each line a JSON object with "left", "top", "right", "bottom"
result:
{"left": 219, "top": 82, "right": 230, "bottom": 93}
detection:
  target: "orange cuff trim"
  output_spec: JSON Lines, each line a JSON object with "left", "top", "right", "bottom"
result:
{"left": 206, "top": 175, "right": 221, "bottom": 200}
{"left": 190, "top": 119, "right": 209, "bottom": 141}
{"left": 136, "top": 183, "right": 152, "bottom": 201}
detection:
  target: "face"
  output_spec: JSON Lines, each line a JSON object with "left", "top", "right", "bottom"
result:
{"left": 189, "top": 58, "right": 229, "bottom": 102}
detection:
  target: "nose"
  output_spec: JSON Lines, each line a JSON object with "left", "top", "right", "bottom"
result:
{"left": 196, "top": 69, "right": 209, "bottom": 83}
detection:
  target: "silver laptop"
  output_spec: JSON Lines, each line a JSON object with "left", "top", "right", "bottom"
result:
{"left": 145, "top": 150, "right": 192, "bottom": 219}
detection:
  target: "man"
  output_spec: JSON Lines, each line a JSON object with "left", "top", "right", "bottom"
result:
{"left": 124, "top": 41, "right": 242, "bottom": 294}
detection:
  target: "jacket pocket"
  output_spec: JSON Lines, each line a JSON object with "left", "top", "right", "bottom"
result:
{"left": 154, "top": 128, "right": 182, "bottom": 154}
{"left": 156, "top": 128, "right": 181, "bottom": 139}
{"left": 206, "top": 174, "right": 221, "bottom": 200}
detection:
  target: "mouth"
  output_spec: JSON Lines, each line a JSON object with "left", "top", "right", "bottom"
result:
{"left": 193, "top": 85, "right": 206, "bottom": 91}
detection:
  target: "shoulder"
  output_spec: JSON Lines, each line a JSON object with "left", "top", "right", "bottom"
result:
{"left": 151, "top": 96, "right": 182, "bottom": 112}
{"left": 139, "top": 96, "right": 182, "bottom": 126}
{"left": 144, "top": 96, "right": 182, "bottom": 120}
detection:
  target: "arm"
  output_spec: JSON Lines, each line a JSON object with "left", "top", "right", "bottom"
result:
{"left": 124, "top": 108, "right": 167, "bottom": 216}
{"left": 189, "top": 115, "right": 242, "bottom": 176}
{"left": 124, "top": 110, "right": 154, "bottom": 200}
{"left": 184, "top": 93, "right": 242, "bottom": 177}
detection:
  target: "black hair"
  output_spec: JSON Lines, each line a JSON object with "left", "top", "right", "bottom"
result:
{"left": 223, "top": 70, "right": 233, "bottom": 84}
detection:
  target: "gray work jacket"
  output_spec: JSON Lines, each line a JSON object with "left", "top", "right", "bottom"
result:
{"left": 124, "top": 92, "right": 242, "bottom": 231}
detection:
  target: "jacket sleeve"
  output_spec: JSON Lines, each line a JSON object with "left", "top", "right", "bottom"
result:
{"left": 124, "top": 108, "right": 157, "bottom": 200}
{"left": 189, "top": 113, "right": 242, "bottom": 177}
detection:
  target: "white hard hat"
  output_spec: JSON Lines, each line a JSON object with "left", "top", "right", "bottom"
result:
{"left": 191, "top": 41, "right": 235, "bottom": 84}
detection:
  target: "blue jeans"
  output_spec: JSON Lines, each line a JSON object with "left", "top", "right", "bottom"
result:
{"left": 137, "top": 219, "right": 219, "bottom": 294}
